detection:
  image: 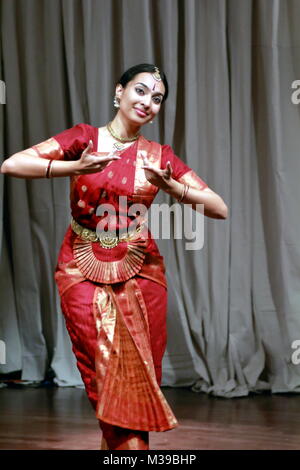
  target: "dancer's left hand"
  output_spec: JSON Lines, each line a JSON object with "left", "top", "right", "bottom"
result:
{"left": 140, "top": 151, "right": 174, "bottom": 191}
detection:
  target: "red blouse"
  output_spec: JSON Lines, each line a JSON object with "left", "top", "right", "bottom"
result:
{"left": 50, "top": 123, "right": 207, "bottom": 227}
{"left": 32, "top": 123, "right": 208, "bottom": 293}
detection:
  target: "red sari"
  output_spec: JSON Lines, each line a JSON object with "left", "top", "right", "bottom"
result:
{"left": 32, "top": 123, "right": 207, "bottom": 450}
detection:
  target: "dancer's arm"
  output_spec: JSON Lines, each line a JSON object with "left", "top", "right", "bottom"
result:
{"left": 0, "top": 141, "right": 120, "bottom": 178}
{"left": 141, "top": 152, "right": 228, "bottom": 220}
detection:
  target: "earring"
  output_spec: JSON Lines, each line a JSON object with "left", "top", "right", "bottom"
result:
{"left": 113, "top": 96, "right": 120, "bottom": 108}
{"left": 149, "top": 120, "right": 153, "bottom": 124}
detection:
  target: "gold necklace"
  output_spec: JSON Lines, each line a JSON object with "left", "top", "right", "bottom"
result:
{"left": 107, "top": 122, "right": 140, "bottom": 143}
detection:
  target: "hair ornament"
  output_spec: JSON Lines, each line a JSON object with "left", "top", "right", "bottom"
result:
{"left": 152, "top": 66, "right": 162, "bottom": 81}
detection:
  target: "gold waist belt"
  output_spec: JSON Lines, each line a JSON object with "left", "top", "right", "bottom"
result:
{"left": 71, "top": 217, "right": 143, "bottom": 250}
{"left": 70, "top": 217, "right": 147, "bottom": 283}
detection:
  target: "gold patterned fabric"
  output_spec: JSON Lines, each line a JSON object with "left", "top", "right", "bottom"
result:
{"left": 92, "top": 279, "right": 178, "bottom": 432}
{"left": 133, "top": 137, "right": 162, "bottom": 196}
{"left": 54, "top": 226, "right": 168, "bottom": 298}
{"left": 32, "top": 137, "right": 64, "bottom": 160}
{"left": 71, "top": 218, "right": 149, "bottom": 284}
{"left": 178, "top": 169, "right": 208, "bottom": 191}
{"left": 72, "top": 236, "right": 148, "bottom": 284}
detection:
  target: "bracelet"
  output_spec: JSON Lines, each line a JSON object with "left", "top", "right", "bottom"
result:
{"left": 49, "top": 160, "right": 55, "bottom": 178}
{"left": 178, "top": 184, "right": 189, "bottom": 203}
{"left": 177, "top": 184, "right": 185, "bottom": 203}
{"left": 182, "top": 184, "right": 189, "bottom": 202}
{"left": 184, "top": 184, "right": 189, "bottom": 201}
{"left": 45, "top": 160, "right": 52, "bottom": 178}
{"left": 45, "top": 160, "right": 54, "bottom": 178}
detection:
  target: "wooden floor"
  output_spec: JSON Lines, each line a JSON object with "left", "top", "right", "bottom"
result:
{"left": 0, "top": 385, "right": 300, "bottom": 450}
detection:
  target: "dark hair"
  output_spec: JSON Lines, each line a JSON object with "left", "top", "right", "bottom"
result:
{"left": 117, "top": 63, "right": 169, "bottom": 102}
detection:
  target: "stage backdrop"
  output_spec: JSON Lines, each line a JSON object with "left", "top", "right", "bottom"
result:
{"left": 1, "top": 0, "right": 300, "bottom": 397}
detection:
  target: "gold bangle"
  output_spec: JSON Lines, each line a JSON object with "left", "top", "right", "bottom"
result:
{"left": 178, "top": 184, "right": 189, "bottom": 203}
{"left": 177, "top": 184, "right": 185, "bottom": 203}
{"left": 183, "top": 184, "right": 189, "bottom": 202}
{"left": 45, "top": 160, "right": 52, "bottom": 178}
{"left": 49, "top": 160, "right": 55, "bottom": 178}
{"left": 178, "top": 183, "right": 189, "bottom": 203}
{"left": 45, "top": 159, "right": 55, "bottom": 178}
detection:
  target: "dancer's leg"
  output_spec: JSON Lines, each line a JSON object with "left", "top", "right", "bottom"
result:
{"left": 60, "top": 281, "right": 99, "bottom": 410}
{"left": 98, "top": 420, "right": 149, "bottom": 450}
{"left": 60, "top": 282, "right": 150, "bottom": 450}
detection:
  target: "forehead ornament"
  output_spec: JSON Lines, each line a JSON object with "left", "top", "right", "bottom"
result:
{"left": 152, "top": 66, "right": 162, "bottom": 82}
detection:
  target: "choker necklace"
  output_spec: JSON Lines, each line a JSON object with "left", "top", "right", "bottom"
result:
{"left": 107, "top": 122, "right": 140, "bottom": 143}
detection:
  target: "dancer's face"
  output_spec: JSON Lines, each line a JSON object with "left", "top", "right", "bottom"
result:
{"left": 115, "top": 72, "right": 166, "bottom": 126}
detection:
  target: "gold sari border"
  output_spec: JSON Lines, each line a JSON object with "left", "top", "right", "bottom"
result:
{"left": 94, "top": 280, "right": 178, "bottom": 432}
{"left": 178, "top": 169, "right": 208, "bottom": 191}
{"left": 32, "top": 137, "right": 64, "bottom": 160}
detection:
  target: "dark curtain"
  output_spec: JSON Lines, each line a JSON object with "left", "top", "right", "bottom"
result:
{"left": 1, "top": 0, "right": 300, "bottom": 396}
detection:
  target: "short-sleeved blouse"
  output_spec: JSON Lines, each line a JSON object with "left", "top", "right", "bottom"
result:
{"left": 33, "top": 123, "right": 208, "bottom": 294}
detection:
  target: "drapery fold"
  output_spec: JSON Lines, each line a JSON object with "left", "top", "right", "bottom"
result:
{"left": 1, "top": 0, "right": 300, "bottom": 396}
{"left": 92, "top": 280, "right": 177, "bottom": 431}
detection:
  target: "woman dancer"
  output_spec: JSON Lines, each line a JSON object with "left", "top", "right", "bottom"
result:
{"left": 1, "top": 64, "right": 228, "bottom": 450}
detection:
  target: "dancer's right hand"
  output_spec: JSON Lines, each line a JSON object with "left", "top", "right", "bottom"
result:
{"left": 74, "top": 140, "right": 120, "bottom": 174}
